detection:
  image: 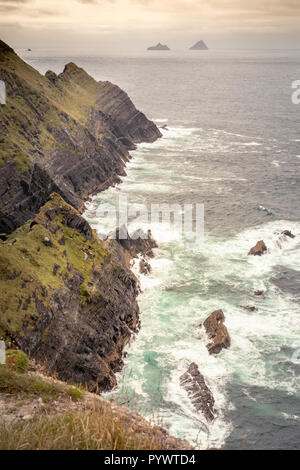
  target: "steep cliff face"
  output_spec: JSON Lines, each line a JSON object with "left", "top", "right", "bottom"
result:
{"left": 0, "top": 193, "right": 144, "bottom": 392}
{"left": 0, "top": 40, "right": 161, "bottom": 233}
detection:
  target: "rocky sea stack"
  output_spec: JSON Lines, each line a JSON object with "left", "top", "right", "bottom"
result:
{"left": 248, "top": 240, "right": 267, "bottom": 256}
{"left": 203, "top": 309, "right": 231, "bottom": 355}
{"left": 147, "top": 43, "right": 170, "bottom": 51}
{"left": 180, "top": 362, "right": 215, "bottom": 422}
{"left": 190, "top": 40, "right": 208, "bottom": 50}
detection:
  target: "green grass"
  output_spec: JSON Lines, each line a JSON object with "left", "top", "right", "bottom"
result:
{"left": 6, "top": 350, "right": 29, "bottom": 373}
{"left": 0, "top": 364, "right": 84, "bottom": 403}
{"left": 66, "top": 386, "right": 84, "bottom": 401}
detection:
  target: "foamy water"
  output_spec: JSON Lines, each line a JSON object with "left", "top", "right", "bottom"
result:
{"left": 84, "top": 125, "right": 300, "bottom": 449}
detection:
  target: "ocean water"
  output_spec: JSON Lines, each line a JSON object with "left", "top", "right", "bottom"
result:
{"left": 23, "top": 49, "right": 300, "bottom": 449}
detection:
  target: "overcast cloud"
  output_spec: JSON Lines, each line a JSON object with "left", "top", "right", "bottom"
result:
{"left": 1, "top": 0, "right": 299, "bottom": 50}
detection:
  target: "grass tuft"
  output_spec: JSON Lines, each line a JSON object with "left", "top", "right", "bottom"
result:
{"left": 0, "top": 402, "right": 173, "bottom": 450}
{"left": 0, "top": 365, "right": 84, "bottom": 403}
{"left": 6, "top": 349, "right": 29, "bottom": 373}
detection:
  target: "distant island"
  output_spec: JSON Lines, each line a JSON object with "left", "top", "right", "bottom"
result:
{"left": 147, "top": 43, "right": 170, "bottom": 51}
{"left": 190, "top": 40, "right": 208, "bottom": 50}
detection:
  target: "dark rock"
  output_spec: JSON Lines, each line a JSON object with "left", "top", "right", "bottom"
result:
{"left": 52, "top": 264, "right": 60, "bottom": 276}
{"left": 239, "top": 305, "right": 258, "bottom": 312}
{"left": 45, "top": 208, "right": 59, "bottom": 221}
{"left": 43, "top": 237, "right": 52, "bottom": 247}
{"left": 63, "top": 213, "right": 92, "bottom": 240}
{"left": 147, "top": 43, "right": 170, "bottom": 51}
{"left": 58, "top": 236, "right": 65, "bottom": 245}
{"left": 129, "top": 229, "right": 158, "bottom": 258}
{"left": 190, "top": 40, "right": 208, "bottom": 50}
{"left": 203, "top": 309, "right": 231, "bottom": 355}
{"left": 254, "top": 290, "right": 265, "bottom": 297}
{"left": 248, "top": 240, "right": 267, "bottom": 256}
{"left": 180, "top": 362, "right": 215, "bottom": 422}
{"left": 281, "top": 230, "right": 295, "bottom": 239}
{"left": 139, "top": 259, "right": 151, "bottom": 275}
{"left": 29, "top": 221, "right": 38, "bottom": 230}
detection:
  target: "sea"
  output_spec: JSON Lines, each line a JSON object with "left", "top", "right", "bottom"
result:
{"left": 21, "top": 48, "right": 300, "bottom": 449}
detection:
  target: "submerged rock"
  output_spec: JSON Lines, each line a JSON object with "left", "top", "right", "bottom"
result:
{"left": 203, "top": 309, "right": 231, "bottom": 355}
{"left": 254, "top": 290, "right": 265, "bottom": 297}
{"left": 180, "top": 362, "right": 215, "bottom": 422}
{"left": 239, "top": 305, "right": 258, "bottom": 312}
{"left": 281, "top": 230, "right": 295, "bottom": 239}
{"left": 248, "top": 240, "right": 267, "bottom": 256}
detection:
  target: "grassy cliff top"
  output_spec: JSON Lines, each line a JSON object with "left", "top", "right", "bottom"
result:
{"left": 0, "top": 40, "right": 112, "bottom": 171}
{"left": 0, "top": 359, "right": 192, "bottom": 450}
{"left": 0, "top": 192, "right": 112, "bottom": 339}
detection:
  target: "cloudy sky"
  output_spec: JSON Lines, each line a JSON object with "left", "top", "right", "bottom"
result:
{"left": 1, "top": 0, "right": 300, "bottom": 50}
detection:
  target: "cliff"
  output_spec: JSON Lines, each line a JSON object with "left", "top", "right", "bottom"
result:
{"left": 0, "top": 39, "right": 162, "bottom": 234}
{"left": 0, "top": 193, "right": 147, "bottom": 392}
{"left": 0, "top": 39, "right": 168, "bottom": 442}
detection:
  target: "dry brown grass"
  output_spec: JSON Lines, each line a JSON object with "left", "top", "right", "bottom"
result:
{"left": 0, "top": 401, "right": 176, "bottom": 450}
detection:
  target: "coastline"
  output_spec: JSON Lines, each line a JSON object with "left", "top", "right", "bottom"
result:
{"left": 0, "top": 40, "right": 162, "bottom": 395}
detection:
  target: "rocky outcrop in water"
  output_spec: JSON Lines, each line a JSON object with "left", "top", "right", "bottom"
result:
{"left": 248, "top": 240, "right": 267, "bottom": 256}
{"left": 203, "top": 309, "right": 231, "bottom": 355}
{"left": 139, "top": 259, "right": 151, "bottom": 275}
{"left": 0, "top": 40, "right": 162, "bottom": 234}
{"left": 147, "top": 43, "right": 170, "bottom": 51}
{"left": 0, "top": 193, "right": 144, "bottom": 392}
{"left": 110, "top": 226, "right": 157, "bottom": 273}
{"left": 282, "top": 230, "right": 295, "bottom": 238}
{"left": 180, "top": 362, "right": 215, "bottom": 422}
{"left": 254, "top": 290, "right": 265, "bottom": 297}
{"left": 239, "top": 305, "right": 258, "bottom": 312}
{"left": 190, "top": 40, "right": 208, "bottom": 51}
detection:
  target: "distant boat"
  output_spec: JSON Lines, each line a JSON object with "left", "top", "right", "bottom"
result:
{"left": 190, "top": 40, "right": 208, "bottom": 51}
{"left": 147, "top": 43, "right": 170, "bottom": 51}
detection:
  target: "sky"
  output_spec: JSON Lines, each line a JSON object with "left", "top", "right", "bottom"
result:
{"left": 1, "top": 0, "right": 300, "bottom": 51}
